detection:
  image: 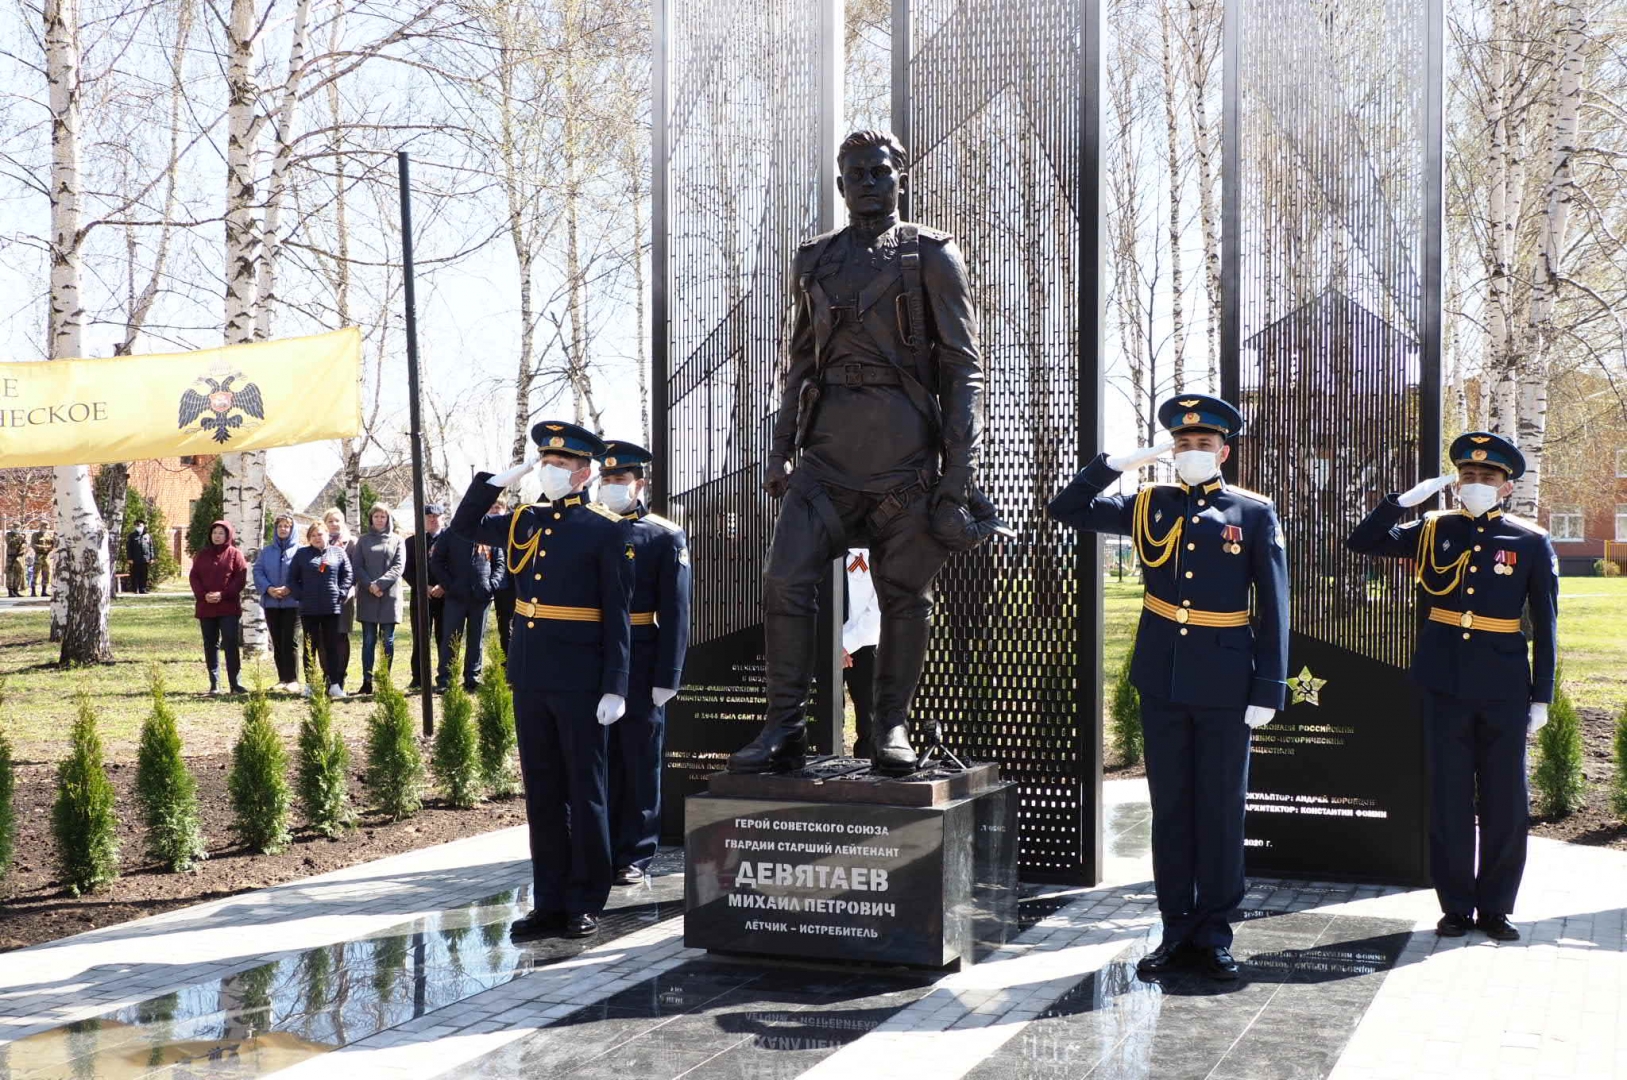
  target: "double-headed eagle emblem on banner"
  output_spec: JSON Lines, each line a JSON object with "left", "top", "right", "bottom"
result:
{"left": 178, "top": 372, "right": 265, "bottom": 444}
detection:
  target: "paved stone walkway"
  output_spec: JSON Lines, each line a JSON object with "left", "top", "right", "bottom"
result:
{"left": 0, "top": 778, "right": 1621, "bottom": 1079}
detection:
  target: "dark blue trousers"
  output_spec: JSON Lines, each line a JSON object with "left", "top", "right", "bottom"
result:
{"left": 1140, "top": 694, "right": 1251, "bottom": 949}
{"left": 514, "top": 689, "right": 612, "bottom": 916}
{"left": 1424, "top": 693, "right": 1528, "bottom": 917}
{"left": 608, "top": 693, "right": 665, "bottom": 873}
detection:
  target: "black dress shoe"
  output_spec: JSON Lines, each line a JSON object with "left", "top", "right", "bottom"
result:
{"left": 406, "top": 681, "right": 421, "bottom": 692}
{"left": 1476, "top": 913, "right": 1520, "bottom": 941}
{"left": 228, "top": 683, "right": 248, "bottom": 695}
{"left": 871, "top": 718, "right": 918, "bottom": 776}
{"left": 1198, "top": 946, "right": 1240, "bottom": 981}
{"left": 1135, "top": 940, "right": 1192, "bottom": 977}
{"left": 727, "top": 724, "right": 808, "bottom": 774}
{"left": 1436, "top": 912, "right": 1473, "bottom": 937}
{"left": 613, "top": 866, "right": 646, "bottom": 887}
{"left": 565, "top": 913, "right": 599, "bottom": 939}
{"left": 463, "top": 679, "right": 480, "bottom": 692}
{"left": 359, "top": 680, "right": 373, "bottom": 696}
{"left": 510, "top": 910, "right": 567, "bottom": 941}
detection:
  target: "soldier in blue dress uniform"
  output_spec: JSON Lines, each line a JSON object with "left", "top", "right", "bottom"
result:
{"left": 1346, "top": 432, "right": 1557, "bottom": 943}
{"left": 451, "top": 420, "right": 635, "bottom": 940}
{"left": 1049, "top": 393, "right": 1289, "bottom": 981}
{"left": 594, "top": 440, "right": 692, "bottom": 886}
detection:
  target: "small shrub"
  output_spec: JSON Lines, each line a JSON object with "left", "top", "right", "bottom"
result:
{"left": 52, "top": 693, "right": 119, "bottom": 895}
{"left": 1594, "top": 558, "right": 1622, "bottom": 578}
{"left": 1110, "top": 629, "right": 1143, "bottom": 767}
{"left": 228, "top": 682, "right": 292, "bottom": 853}
{"left": 297, "top": 651, "right": 354, "bottom": 838}
{"left": 1533, "top": 669, "right": 1587, "bottom": 819}
{"left": 134, "top": 666, "right": 207, "bottom": 871}
{"left": 0, "top": 678, "right": 15, "bottom": 884}
{"left": 477, "top": 639, "right": 518, "bottom": 797}
{"left": 433, "top": 643, "right": 482, "bottom": 809}
{"left": 1611, "top": 701, "right": 1627, "bottom": 821}
{"left": 366, "top": 660, "right": 424, "bottom": 820}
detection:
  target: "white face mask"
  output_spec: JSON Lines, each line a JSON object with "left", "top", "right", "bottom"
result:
{"left": 1458, "top": 482, "right": 1501, "bottom": 518}
{"left": 538, "top": 463, "right": 577, "bottom": 503}
{"left": 597, "top": 483, "right": 637, "bottom": 514}
{"left": 1174, "top": 449, "right": 1220, "bottom": 486}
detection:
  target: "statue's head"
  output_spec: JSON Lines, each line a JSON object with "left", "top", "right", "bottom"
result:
{"left": 837, "top": 130, "right": 908, "bottom": 220}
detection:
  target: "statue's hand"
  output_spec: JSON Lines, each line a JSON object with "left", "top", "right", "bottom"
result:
{"left": 933, "top": 466, "right": 971, "bottom": 511}
{"left": 764, "top": 455, "right": 792, "bottom": 498}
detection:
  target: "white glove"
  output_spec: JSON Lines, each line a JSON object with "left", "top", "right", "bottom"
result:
{"left": 596, "top": 693, "right": 626, "bottom": 726}
{"left": 652, "top": 687, "right": 678, "bottom": 707}
{"left": 488, "top": 444, "right": 540, "bottom": 489}
{"left": 1527, "top": 702, "right": 1548, "bottom": 735}
{"left": 1396, "top": 474, "right": 1455, "bottom": 509}
{"left": 1106, "top": 439, "right": 1176, "bottom": 474}
{"left": 1244, "top": 706, "right": 1275, "bottom": 729}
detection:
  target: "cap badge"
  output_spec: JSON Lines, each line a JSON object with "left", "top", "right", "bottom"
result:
{"left": 1183, "top": 411, "right": 1202, "bottom": 425}
{"left": 545, "top": 424, "right": 564, "bottom": 432}
{"left": 1470, "top": 449, "right": 1487, "bottom": 461}
{"left": 549, "top": 437, "right": 564, "bottom": 448}
{"left": 1469, "top": 435, "right": 1491, "bottom": 444}
{"left": 1178, "top": 399, "right": 1200, "bottom": 407}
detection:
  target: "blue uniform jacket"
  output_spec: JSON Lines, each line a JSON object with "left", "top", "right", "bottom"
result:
{"left": 1345, "top": 496, "right": 1558, "bottom": 704}
{"left": 450, "top": 474, "right": 635, "bottom": 697}
{"left": 622, "top": 504, "right": 692, "bottom": 693}
{"left": 1048, "top": 453, "right": 1290, "bottom": 710}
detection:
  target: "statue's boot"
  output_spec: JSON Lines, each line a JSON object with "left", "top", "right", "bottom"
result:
{"left": 872, "top": 615, "right": 929, "bottom": 775}
{"left": 727, "top": 612, "right": 815, "bottom": 774}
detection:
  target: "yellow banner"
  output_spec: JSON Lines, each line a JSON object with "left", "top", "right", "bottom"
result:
{"left": 0, "top": 327, "right": 362, "bottom": 468}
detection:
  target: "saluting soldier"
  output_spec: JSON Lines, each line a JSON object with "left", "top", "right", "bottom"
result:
{"left": 451, "top": 421, "right": 635, "bottom": 941}
{"left": 594, "top": 440, "right": 692, "bottom": 886}
{"left": 1346, "top": 432, "right": 1557, "bottom": 942}
{"left": 1049, "top": 393, "right": 1289, "bottom": 981}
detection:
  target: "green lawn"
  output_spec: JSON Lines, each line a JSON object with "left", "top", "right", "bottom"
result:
{"left": 0, "top": 585, "right": 427, "bottom": 760}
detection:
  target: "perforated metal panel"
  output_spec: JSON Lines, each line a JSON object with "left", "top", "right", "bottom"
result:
{"left": 1222, "top": 0, "right": 1441, "bottom": 885}
{"left": 901, "top": 0, "right": 1103, "bottom": 884}
{"left": 1225, "top": 0, "right": 1442, "bottom": 662}
{"left": 652, "top": 0, "right": 830, "bottom": 825}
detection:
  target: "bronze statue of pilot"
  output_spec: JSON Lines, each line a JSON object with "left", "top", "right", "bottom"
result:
{"left": 728, "top": 129, "right": 991, "bottom": 777}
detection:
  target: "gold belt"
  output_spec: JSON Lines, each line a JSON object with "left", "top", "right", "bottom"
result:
{"left": 631, "top": 611, "right": 657, "bottom": 626}
{"left": 1143, "top": 593, "right": 1250, "bottom": 628}
{"left": 1428, "top": 607, "right": 1522, "bottom": 634}
{"left": 513, "top": 601, "right": 600, "bottom": 622}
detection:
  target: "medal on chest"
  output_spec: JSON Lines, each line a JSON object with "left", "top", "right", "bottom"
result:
{"left": 1494, "top": 549, "right": 1517, "bottom": 575}
{"left": 1222, "top": 524, "right": 1243, "bottom": 555}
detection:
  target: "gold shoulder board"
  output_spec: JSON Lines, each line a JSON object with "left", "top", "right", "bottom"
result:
{"left": 586, "top": 502, "right": 624, "bottom": 522}
{"left": 1227, "top": 485, "right": 1274, "bottom": 504}
{"left": 642, "top": 513, "right": 683, "bottom": 533}
{"left": 1502, "top": 513, "right": 1547, "bottom": 535}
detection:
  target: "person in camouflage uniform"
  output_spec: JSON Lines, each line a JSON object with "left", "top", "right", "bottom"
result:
{"left": 4, "top": 528, "right": 25, "bottom": 597}
{"left": 29, "top": 525, "right": 56, "bottom": 597}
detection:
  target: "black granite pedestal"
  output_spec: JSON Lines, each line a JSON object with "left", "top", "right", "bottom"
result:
{"left": 684, "top": 757, "right": 1019, "bottom": 968}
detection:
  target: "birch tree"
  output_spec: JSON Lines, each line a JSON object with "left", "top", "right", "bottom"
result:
{"left": 43, "top": 0, "right": 112, "bottom": 663}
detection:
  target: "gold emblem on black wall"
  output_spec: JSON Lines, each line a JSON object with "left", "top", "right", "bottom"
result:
{"left": 1289, "top": 665, "right": 1327, "bottom": 707}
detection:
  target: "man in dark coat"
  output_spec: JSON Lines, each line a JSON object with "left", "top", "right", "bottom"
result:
{"left": 126, "top": 521, "right": 155, "bottom": 594}
{"left": 432, "top": 511, "right": 507, "bottom": 691}
{"left": 403, "top": 504, "right": 448, "bottom": 691}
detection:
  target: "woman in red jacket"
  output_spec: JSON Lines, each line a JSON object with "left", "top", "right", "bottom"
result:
{"left": 190, "top": 518, "right": 248, "bottom": 695}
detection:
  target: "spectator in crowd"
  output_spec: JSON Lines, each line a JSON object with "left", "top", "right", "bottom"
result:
{"left": 490, "top": 497, "right": 516, "bottom": 658}
{"left": 431, "top": 508, "right": 506, "bottom": 692}
{"left": 290, "top": 521, "right": 354, "bottom": 699}
{"left": 324, "top": 507, "right": 358, "bottom": 684}
{"left": 254, "top": 512, "right": 303, "bottom": 691}
{"left": 189, "top": 519, "right": 248, "bottom": 695}
{"left": 126, "top": 520, "right": 155, "bottom": 594}
{"left": 353, "top": 503, "right": 405, "bottom": 695}
{"left": 403, "top": 503, "right": 448, "bottom": 691}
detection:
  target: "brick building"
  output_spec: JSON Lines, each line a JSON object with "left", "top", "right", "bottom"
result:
{"left": 1531, "top": 373, "right": 1627, "bottom": 575}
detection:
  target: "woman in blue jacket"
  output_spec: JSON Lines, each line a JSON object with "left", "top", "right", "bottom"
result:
{"left": 289, "top": 521, "right": 355, "bottom": 699}
{"left": 254, "top": 513, "right": 302, "bottom": 691}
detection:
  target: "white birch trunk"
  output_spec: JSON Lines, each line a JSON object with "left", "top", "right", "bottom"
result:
{"left": 44, "top": 0, "right": 111, "bottom": 663}
{"left": 1159, "top": 2, "right": 1185, "bottom": 389}
{"left": 1484, "top": 0, "right": 1517, "bottom": 437}
{"left": 1513, "top": 2, "right": 1586, "bottom": 517}
{"left": 1183, "top": 0, "right": 1220, "bottom": 389}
